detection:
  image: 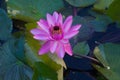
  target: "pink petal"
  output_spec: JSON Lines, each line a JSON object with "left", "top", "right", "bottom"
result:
{"left": 70, "top": 24, "right": 81, "bottom": 31}
{"left": 30, "top": 28, "right": 48, "bottom": 35}
{"left": 53, "top": 11, "right": 59, "bottom": 23}
{"left": 64, "top": 43, "right": 73, "bottom": 56}
{"left": 47, "top": 13, "right": 55, "bottom": 26}
{"left": 56, "top": 43, "right": 65, "bottom": 58}
{"left": 39, "top": 41, "right": 51, "bottom": 55}
{"left": 33, "top": 34, "right": 50, "bottom": 40}
{"left": 63, "top": 16, "right": 73, "bottom": 33}
{"left": 50, "top": 41, "right": 58, "bottom": 53}
{"left": 37, "top": 19, "right": 49, "bottom": 33}
{"left": 57, "top": 13, "right": 63, "bottom": 25}
{"left": 64, "top": 31, "right": 79, "bottom": 39}
{"left": 61, "top": 39, "right": 69, "bottom": 43}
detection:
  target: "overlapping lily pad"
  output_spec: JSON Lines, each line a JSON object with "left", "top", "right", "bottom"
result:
{"left": 93, "top": 44, "right": 120, "bottom": 80}
{"left": 7, "top": 0, "right": 64, "bottom": 22}
{"left": 73, "top": 41, "right": 90, "bottom": 55}
{"left": 107, "top": 0, "right": 120, "bottom": 22}
{"left": 94, "top": 0, "right": 114, "bottom": 11}
{"left": 0, "top": 9, "right": 12, "bottom": 40}
{"left": 65, "top": 0, "right": 96, "bottom": 7}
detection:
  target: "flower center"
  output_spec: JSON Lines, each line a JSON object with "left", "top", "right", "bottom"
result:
{"left": 54, "top": 26, "right": 60, "bottom": 31}
{"left": 50, "top": 26, "right": 63, "bottom": 40}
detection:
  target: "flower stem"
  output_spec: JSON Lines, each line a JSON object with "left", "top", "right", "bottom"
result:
{"left": 73, "top": 7, "right": 77, "bottom": 16}
{"left": 73, "top": 54, "right": 99, "bottom": 63}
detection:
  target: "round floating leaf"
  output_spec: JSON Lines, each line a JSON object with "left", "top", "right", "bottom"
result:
{"left": 4, "top": 62, "right": 33, "bottom": 80}
{"left": 32, "top": 62, "right": 57, "bottom": 80}
{"left": 93, "top": 43, "right": 120, "bottom": 80}
{"left": 0, "top": 9, "right": 12, "bottom": 40}
{"left": 89, "top": 15, "right": 112, "bottom": 32}
{"left": 103, "top": 43, "right": 120, "bottom": 76}
{"left": 0, "top": 39, "right": 33, "bottom": 80}
{"left": 89, "top": 11, "right": 112, "bottom": 32}
{"left": 65, "top": 0, "right": 97, "bottom": 7}
{"left": 107, "top": 0, "right": 120, "bottom": 22}
{"left": 93, "top": 46, "right": 120, "bottom": 80}
{"left": 94, "top": 0, "right": 114, "bottom": 10}
{"left": 93, "top": 47, "right": 109, "bottom": 67}
{"left": 92, "top": 64, "right": 120, "bottom": 80}
{"left": 61, "top": 7, "right": 73, "bottom": 17}
{"left": 73, "top": 16, "right": 94, "bottom": 41}
{"left": 13, "top": 35, "right": 26, "bottom": 62}
{"left": 116, "top": 22, "right": 120, "bottom": 28}
{"left": 70, "top": 16, "right": 94, "bottom": 47}
{"left": 73, "top": 41, "right": 90, "bottom": 55}
{"left": 7, "top": 0, "right": 64, "bottom": 22}
{"left": 0, "top": 40, "right": 17, "bottom": 79}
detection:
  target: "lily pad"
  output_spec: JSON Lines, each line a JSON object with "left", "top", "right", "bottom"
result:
{"left": 107, "top": 0, "right": 120, "bottom": 22}
{"left": 70, "top": 16, "right": 94, "bottom": 47}
{"left": 73, "top": 41, "right": 90, "bottom": 55}
{"left": 103, "top": 43, "right": 120, "bottom": 76}
{"left": 93, "top": 47, "right": 109, "bottom": 67}
{"left": 93, "top": 64, "right": 120, "bottom": 80}
{"left": 93, "top": 43, "right": 120, "bottom": 80}
{"left": 89, "top": 11, "right": 112, "bottom": 32}
{"left": 7, "top": 0, "right": 64, "bottom": 22}
{"left": 94, "top": 0, "right": 114, "bottom": 11}
{"left": 32, "top": 62, "right": 57, "bottom": 80}
{"left": 65, "top": 0, "right": 96, "bottom": 7}
{"left": 0, "top": 39, "right": 33, "bottom": 80}
{"left": 0, "top": 9, "right": 12, "bottom": 40}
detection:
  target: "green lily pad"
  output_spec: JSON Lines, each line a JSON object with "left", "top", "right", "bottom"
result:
{"left": 65, "top": 0, "right": 96, "bottom": 7}
{"left": 4, "top": 62, "right": 33, "bottom": 80}
{"left": 0, "top": 39, "right": 33, "bottom": 80}
{"left": 7, "top": 0, "right": 64, "bottom": 22}
{"left": 93, "top": 43, "right": 120, "bottom": 80}
{"left": 107, "top": 0, "right": 120, "bottom": 22}
{"left": 103, "top": 43, "right": 120, "bottom": 76}
{"left": 0, "top": 9, "right": 12, "bottom": 40}
{"left": 89, "top": 11, "right": 112, "bottom": 32}
{"left": 72, "top": 16, "right": 94, "bottom": 43}
{"left": 73, "top": 41, "right": 90, "bottom": 55}
{"left": 94, "top": 0, "right": 114, "bottom": 11}
{"left": 32, "top": 62, "right": 57, "bottom": 80}
{"left": 93, "top": 64, "right": 120, "bottom": 80}
{"left": 93, "top": 47, "right": 109, "bottom": 67}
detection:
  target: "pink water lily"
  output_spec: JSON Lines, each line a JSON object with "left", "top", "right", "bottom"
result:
{"left": 31, "top": 12, "right": 81, "bottom": 58}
